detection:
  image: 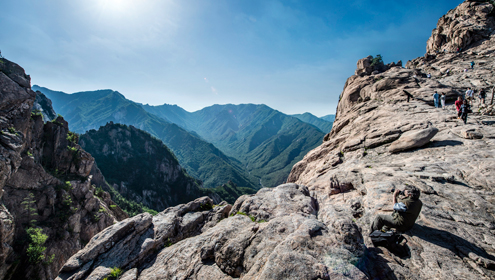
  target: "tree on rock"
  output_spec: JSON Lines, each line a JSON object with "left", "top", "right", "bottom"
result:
{"left": 371, "top": 54, "right": 383, "bottom": 67}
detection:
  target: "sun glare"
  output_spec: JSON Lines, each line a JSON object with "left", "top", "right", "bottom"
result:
{"left": 97, "top": 0, "right": 134, "bottom": 15}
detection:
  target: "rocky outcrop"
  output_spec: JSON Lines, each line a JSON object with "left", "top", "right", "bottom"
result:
{"left": 57, "top": 185, "right": 370, "bottom": 280}
{"left": 56, "top": 197, "right": 235, "bottom": 280}
{"left": 427, "top": 0, "right": 495, "bottom": 54}
{"left": 288, "top": 1, "right": 495, "bottom": 278}
{"left": 0, "top": 57, "right": 35, "bottom": 278}
{"left": 355, "top": 55, "right": 402, "bottom": 76}
{"left": 0, "top": 58, "right": 126, "bottom": 280}
{"left": 33, "top": 91, "right": 57, "bottom": 122}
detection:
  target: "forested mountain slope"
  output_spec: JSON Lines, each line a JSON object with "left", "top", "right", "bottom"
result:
{"left": 143, "top": 103, "right": 326, "bottom": 188}
{"left": 32, "top": 86, "right": 257, "bottom": 190}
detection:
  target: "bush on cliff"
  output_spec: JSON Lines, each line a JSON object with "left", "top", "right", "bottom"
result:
{"left": 26, "top": 227, "right": 54, "bottom": 265}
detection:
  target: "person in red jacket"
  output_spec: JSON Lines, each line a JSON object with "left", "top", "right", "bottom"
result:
{"left": 455, "top": 96, "right": 463, "bottom": 119}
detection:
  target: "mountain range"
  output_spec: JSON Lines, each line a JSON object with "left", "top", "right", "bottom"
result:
{"left": 33, "top": 85, "right": 333, "bottom": 189}
{"left": 142, "top": 103, "right": 332, "bottom": 187}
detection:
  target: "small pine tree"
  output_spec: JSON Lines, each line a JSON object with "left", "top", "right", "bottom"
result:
{"left": 26, "top": 227, "right": 48, "bottom": 264}
{"left": 21, "top": 193, "right": 38, "bottom": 226}
{"left": 370, "top": 54, "right": 383, "bottom": 67}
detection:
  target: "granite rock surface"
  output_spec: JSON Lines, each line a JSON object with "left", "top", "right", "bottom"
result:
{"left": 0, "top": 57, "right": 126, "bottom": 280}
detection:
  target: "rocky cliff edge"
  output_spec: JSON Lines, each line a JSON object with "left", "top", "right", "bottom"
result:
{"left": 0, "top": 57, "right": 126, "bottom": 280}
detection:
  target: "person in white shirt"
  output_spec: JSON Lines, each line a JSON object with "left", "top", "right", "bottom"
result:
{"left": 465, "top": 88, "right": 474, "bottom": 105}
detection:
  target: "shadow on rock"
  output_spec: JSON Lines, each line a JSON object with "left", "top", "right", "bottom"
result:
{"left": 428, "top": 140, "right": 463, "bottom": 148}
{"left": 354, "top": 246, "right": 400, "bottom": 280}
{"left": 410, "top": 224, "right": 495, "bottom": 268}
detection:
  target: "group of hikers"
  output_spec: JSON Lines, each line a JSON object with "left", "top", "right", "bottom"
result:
{"left": 432, "top": 87, "right": 487, "bottom": 124}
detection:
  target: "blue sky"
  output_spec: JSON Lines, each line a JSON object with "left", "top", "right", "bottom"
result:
{"left": 1, "top": 0, "right": 463, "bottom": 116}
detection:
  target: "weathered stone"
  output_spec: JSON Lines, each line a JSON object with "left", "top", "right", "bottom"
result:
{"left": 427, "top": 1, "right": 495, "bottom": 54}
{"left": 461, "top": 129, "right": 483, "bottom": 139}
{"left": 229, "top": 183, "right": 317, "bottom": 221}
{"left": 0, "top": 58, "right": 126, "bottom": 280}
{"left": 388, "top": 127, "right": 439, "bottom": 153}
{"left": 33, "top": 91, "right": 57, "bottom": 122}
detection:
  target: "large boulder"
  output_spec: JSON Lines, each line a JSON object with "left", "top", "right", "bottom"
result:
{"left": 388, "top": 127, "right": 439, "bottom": 153}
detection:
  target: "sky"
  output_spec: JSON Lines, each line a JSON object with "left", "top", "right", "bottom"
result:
{"left": 1, "top": 0, "right": 463, "bottom": 117}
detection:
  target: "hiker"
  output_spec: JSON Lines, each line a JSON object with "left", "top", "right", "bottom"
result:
{"left": 479, "top": 88, "right": 486, "bottom": 105}
{"left": 433, "top": 91, "right": 440, "bottom": 108}
{"left": 460, "top": 99, "right": 469, "bottom": 124}
{"left": 427, "top": 73, "right": 431, "bottom": 78}
{"left": 470, "top": 61, "right": 475, "bottom": 69}
{"left": 370, "top": 185, "right": 423, "bottom": 233}
{"left": 441, "top": 92, "right": 446, "bottom": 109}
{"left": 455, "top": 96, "right": 463, "bottom": 119}
{"left": 465, "top": 88, "right": 474, "bottom": 105}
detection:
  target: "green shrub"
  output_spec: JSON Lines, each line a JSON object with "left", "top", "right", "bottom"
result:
{"left": 234, "top": 211, "right": 259, "bottom": 222}
{"left": 21, "top": 193, "right": 38, "bottom": 226}
{"left": 7, "top": 127, "right": 17, "bottom": 135}
{"left": 103, "top": 267, "right": 123, "bottom": 280}
{"left": 26, "top": 227, "right": 54, "bottom": 264}
{"left": 62, "top": 194, "right": 72, "bottom": 207}
{"left": 110, "top": 267, "right": 122, "bottom": 278}
{"left": 67, "top": 146, "right": 78, "bottom": 153}
{"left": 92, "top": 214, "right": 101, "bottom": 222}
{"left": 164, "top": 238, "right": 173, "bottom": 248}
{"left": 66, "top": 131, "right": 77, "bottom": 143}
{"left": 144, "top": 208, "right": 158, "bottom": 216}
{"left": 94, "top": 186, "right": 105, "bottom": 198}
{"left": 199, "top": 202, "right": 213, "bottom": 211}
{"left": 63, "top": 181, "right": 72, "bottom": 191}
{"left": 370, "top": 54, "right": 383, "bottom": 67}
{"left": 31, "top": 110, "right": 43, "bottom": 120}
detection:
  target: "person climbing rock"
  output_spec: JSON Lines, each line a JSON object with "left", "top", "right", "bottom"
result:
{"left": 470, "top": 61, "right": 475, "bottom": 69}
{"left": 455, "top": 96, "right": 463, "bottom": 119}
{"left": 460, "top": 99, "right": 469, "bottom": 124}
{"left": 433, "top": 91, "right": 440, "bottom": 108}
{"left": 370, "top": 185, "right": 422, "bottom": 233}
{"left": 441, "top": 92, "right": 446, "bottom": 109}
